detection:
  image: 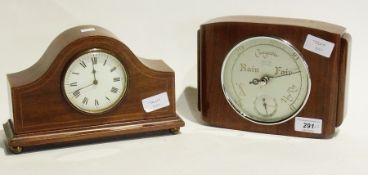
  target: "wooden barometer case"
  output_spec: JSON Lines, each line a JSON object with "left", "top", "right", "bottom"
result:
{"left": 198, "top": 16, "right": 351, "bottom": 138}
{"left": 3, "top": 25, "right": 184, "bottom": 153}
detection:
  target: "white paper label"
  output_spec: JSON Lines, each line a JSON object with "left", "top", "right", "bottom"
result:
{"left": 303, "top": 34, "right": 335, "bottom": 58}
{"left": 142, "top": 92, "right": 170, "bottom": 113}
{"left": 295, "top": 117, "right": 322, "bottom": 134}
{"left": 80, "top": 27, "right": 95, "bottom": 33}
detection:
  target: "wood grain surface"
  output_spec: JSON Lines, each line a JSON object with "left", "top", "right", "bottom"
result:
{"left": 4, "top": 25, "right": 184, "bottom": 152}
{"left": 198, "top": 16, "right": 350, "bottom": 138}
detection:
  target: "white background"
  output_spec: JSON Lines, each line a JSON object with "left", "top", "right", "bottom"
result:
{"left": 1, "top": 0, "right": 367, "bottom": 174}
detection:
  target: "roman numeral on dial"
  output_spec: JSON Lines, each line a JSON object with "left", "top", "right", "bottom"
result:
{"left": 110, "top": 67, "right": 116, "bottom": 72}
{"left": 73, "top": 90, "right": 80, "bottom": 98}
{"left": 111, "top": 87, "right": 118, "bottom": 93}
{"left": 113, "top": 77, "right": 120, "bottom": 82}
{"left": 70, "top": 82, "right": 78, "bottom": 87}
{"left": 92, "top": 57, "right": 97, "bottom": 64}
{"left": 80, "top": 61, "right": 87, "bottom": 68}
{"left": 82, "top": 97, "right": 88, "bottom": 105}
{"left": 95, "top": 99, "right": 99, "bottom": 106}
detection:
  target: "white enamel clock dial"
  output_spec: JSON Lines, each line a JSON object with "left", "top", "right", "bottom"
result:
{"left": 221, "top": 37, "right": 311, "bottom": 124}
{"left": 63, "top": 49, "right": 128, "bottom": 114}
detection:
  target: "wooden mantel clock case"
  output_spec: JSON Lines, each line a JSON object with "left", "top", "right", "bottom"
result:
{"left": 198, "top": 16, "right": 351, "bottom": 138}
{"left": 3, "top": 25, "right": 184, "bottom": 153}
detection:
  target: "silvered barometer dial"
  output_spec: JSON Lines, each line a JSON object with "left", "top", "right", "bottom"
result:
{"left": 63, "top": 49, "right": 128, "bottom": 114}
{"left": 221, "top": 37, "right": 311, "bottom": 124}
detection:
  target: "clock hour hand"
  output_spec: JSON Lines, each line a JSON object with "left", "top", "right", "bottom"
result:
{"left": 91, "top": 57, "right": 98, "bottom": 85}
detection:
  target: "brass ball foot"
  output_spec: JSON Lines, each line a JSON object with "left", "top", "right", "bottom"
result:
{"left": 169, "top": 128, "right": 180, "bottom": 134}
{"left": 9, "top": 146, "right": 23, "bottom": 154}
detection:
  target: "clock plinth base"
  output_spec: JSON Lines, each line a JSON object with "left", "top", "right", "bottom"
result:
{"left": 3, "top": 115, "right": 184, "bottom": 153}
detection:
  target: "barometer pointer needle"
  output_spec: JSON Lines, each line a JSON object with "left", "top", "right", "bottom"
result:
{"left": 249, "top": 71, "right": 301, "bottom": 85}
{"left": 262, "top": 98, "right": 268, "bottom": 115}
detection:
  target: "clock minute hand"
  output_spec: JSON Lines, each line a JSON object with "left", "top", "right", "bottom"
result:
{"left": 91, "top": 58, "right": 98, "bottom": 85}
{"left": 67, "top": 82, "right": 94, "bottom": 94}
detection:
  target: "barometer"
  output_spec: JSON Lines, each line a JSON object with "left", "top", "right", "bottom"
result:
{"left": 198, "top": 16, "right": 350, "bottom": 138}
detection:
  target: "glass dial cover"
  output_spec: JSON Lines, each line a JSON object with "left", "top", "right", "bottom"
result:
{"left": 221, "top": 37, "right": 311, "bottom": 124}
{"left": 63, "top": 49, "right": 128, "bottom": 114}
